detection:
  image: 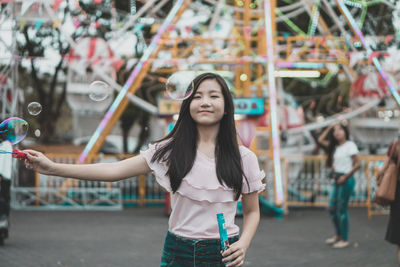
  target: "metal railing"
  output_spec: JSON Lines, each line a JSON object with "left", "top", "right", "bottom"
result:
{"left": 12, "top": 153, "right": 165, "bottom": 210}
{"left": 278, "top": 154, "right": 388, "bottom": 218}
{"left": 11, "top": 153, "right": 389, "bottom": 218}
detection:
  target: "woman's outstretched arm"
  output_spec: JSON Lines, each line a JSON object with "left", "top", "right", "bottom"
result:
{"left": 24, "top": 149, "right": 152, "bottom": 182}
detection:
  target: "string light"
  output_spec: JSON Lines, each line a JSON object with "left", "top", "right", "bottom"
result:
{"left": 275, "top": 62, "right": 324, "bottom": 69}
{"left": 236, "top": 0, "right": 244, "bottom": 7}
{"left": 130, "top": 0, "right": 136, "bottom": 16}
{"left": 274, "top": 70, "right": 321, "bottom": 78}
{"left": 343, "top": 0, "right": 363, "bottom": 8}
{"left": 308, "top": 0, "right": 321, "bottom": 36}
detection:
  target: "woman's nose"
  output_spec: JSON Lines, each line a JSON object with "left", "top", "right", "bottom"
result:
{"left": 200, "top": 98, "right": 211, "bottom": 106}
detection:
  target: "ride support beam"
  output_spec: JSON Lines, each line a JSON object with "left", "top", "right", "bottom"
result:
{"left": 77, "top": 0, "right": 190, "bottom": 163}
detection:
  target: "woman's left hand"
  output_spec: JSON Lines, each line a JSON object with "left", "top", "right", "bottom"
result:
{"left": 221, "top": 240, "right": 247, "bottom": 266}
{"left": 337, "top": 175, "right": 347, "bottom": 185}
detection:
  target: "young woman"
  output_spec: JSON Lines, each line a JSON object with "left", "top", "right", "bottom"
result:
{"left": 24, "top": 72, "right": 265, "bottom": 266}
{"left": 318, "top": 122, "right": 360, "bottom": 249}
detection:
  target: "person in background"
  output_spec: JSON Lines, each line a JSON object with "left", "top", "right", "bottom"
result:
{"left": 318, "top": 122, "right": 361, "bottom": 249}
{"left": 0, "top": 136, "right": 13, "bottom": 245}
{"left": 383, "top": 140, "right": 400, "bottom": 265}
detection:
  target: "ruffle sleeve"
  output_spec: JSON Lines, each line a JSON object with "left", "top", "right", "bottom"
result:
{"left": 240, "top": 146, "right": 266, "bottom": 194}
{"left": 140, "top": 143, "right": 172, "bottom": 192}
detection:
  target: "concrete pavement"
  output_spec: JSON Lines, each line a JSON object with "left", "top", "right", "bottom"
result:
{"left": 0, "top": 207, "right": 396, "bottom": 267}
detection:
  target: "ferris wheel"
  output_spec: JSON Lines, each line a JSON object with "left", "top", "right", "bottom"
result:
{"left": 1, "top": 0, "right": 399, "bottom": 209}
{"left": 1, "top": 1, "right": 398, "bottom": 120}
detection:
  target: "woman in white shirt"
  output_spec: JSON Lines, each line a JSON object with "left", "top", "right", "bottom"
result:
{"left": 318, "top": 122, "right": 360, "bottom": 249}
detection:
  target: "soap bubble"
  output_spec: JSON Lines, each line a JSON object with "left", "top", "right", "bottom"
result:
{"left": 0, "top": 117, "right": 29, "bottom": 145}
{"left": 88, "top": 81, "right": 112, "bottom": 102}
{"left": 27, "top": 102, "right": 42, "bottom": 116}
{"left": 165, "top": 72, "right": 195, "bottom": 101}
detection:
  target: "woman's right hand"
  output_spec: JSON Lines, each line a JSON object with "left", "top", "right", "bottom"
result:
{"left": 24, "top": 150, "right": 55, "bottom": 175}
{"left": 318, "top": 124, "right": 335, "bottom": 148}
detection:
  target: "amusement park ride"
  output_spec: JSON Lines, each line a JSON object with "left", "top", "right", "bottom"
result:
{"left": 0, "top": 0, "right": 399, "bottom": 209}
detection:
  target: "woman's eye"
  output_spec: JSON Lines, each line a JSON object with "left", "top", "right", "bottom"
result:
{"left": 211, "top": 95, "right": 219, "bottom": 98}
{"left": 193, "top": 95, "right": 201, "bottom": 99}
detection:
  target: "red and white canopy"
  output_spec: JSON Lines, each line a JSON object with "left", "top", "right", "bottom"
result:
{"left": 350, "top": 72, "right": 397, "bottom": 99}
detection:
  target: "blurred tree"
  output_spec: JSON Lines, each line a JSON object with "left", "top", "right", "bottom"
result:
{"left": 18, "top": 25, "right": 70, "bottom": 142}
{"left": 15, "top": 0, "right": 116, "bottom": 143}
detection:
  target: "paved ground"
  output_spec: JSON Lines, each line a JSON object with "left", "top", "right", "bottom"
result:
{"left": 0, "top": 207, "right": 397, "bottom": 267}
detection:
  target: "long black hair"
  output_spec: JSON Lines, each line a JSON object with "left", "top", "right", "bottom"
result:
{"left": 326, "top": 123, "right": 350, "bottom": 168}
{"left": 151, "top": 72, "right": 247, "bottom": 200}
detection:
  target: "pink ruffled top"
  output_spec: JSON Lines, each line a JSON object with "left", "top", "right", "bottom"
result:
{"left": 140, "top": 142, "right": 265, "bottom": 240}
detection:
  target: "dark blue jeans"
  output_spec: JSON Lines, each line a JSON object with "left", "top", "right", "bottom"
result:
{"left": 160, "top": 231, "right": 239, "bottom": 267}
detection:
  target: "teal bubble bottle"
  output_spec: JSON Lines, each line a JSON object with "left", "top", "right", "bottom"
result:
{"left": 217, "top": 213, "right": 230, "bottom": 266}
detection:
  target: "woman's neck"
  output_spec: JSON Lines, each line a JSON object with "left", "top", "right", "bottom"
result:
{"left": 337, "top": 139, "right": 347, "bottom": 146}
{"left": 196, "top": 124, "right": 219, "bottom": 146}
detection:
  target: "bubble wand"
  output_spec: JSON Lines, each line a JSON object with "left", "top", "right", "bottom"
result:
{"left": 0, "top": 149, "right": 27, "bottom": 159}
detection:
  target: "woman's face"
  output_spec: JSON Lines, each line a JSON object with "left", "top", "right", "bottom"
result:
{"left": 189, "top": 79, "right": 225, "bottom": 126}
{"left": 332, "top": 124, "right": 346, "bottom": 142}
